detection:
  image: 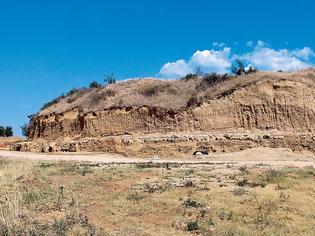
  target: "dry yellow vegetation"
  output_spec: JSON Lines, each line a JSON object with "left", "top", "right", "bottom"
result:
{"left": 0, "top": 157, "right": 314, "bottom": 235}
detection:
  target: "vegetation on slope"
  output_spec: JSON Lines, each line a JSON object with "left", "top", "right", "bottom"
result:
{"left": 37, "top": 68, "right": 315, "bottom": 117}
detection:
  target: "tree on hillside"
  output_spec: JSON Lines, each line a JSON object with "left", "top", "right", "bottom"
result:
{"left": 89, "top": 81, "right": 102, "bottom": 88}
{"left": 4, "top": 126, "right": 13, "bottom": 137}
{"left": 231, "top": 59, "right": 258, "bottom": 75}
{"left": 0, "top": 126, "right": 4, "bottom": 137}
{"left": 231, "top": 59, "right": 246, "bottom": 76}
{"left": 104, "top": 73, "right": 116, "bottom": 85}
{"left": 0, "top": 126, "right": 13, "bottom": 137}
{"left": 246, "top": 66, "right": 258, "bottom": 74}
{"left": 21, "top": 124, "right": 29, "bottom": 137}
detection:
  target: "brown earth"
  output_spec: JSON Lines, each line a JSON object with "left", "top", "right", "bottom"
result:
{"left": 17, "top": 69, "right": 315, "bottom": 156}
{"left": 0, "top": 137, "right": 25, "bottom": 150}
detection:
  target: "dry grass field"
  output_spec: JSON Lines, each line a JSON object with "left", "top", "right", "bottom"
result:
{"left": 0, "top": 157, "right": 314, "bottom": 235}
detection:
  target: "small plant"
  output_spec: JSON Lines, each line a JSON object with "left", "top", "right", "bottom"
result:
{"left": 264, "top": 168, "right": 285, "bottom": 183}
{"left": 180, "top": 73, "right": 198, "bottom": 81}
{"left": 104, "top": 73, "right": 116, "bottom": 85}
{"left": 246, "top": 66, "right": 258, "bottom": 74}
{"left": 93, "top": 89, "right": 116, "bottom": 104}
{"left": 40, "top": 95, "right": 64, "bottom": 110}
{"left": 127, "top": 192, "right": 145, "bottom": 201}
{"left": 142, "top": 182, "right": 171, "bottom": 193}
{"left": 66, "top": 87, "right": 79, "bottom": 96}
{"left": 239, "top": 165, "right": 249, "bottom": 174}
{"left": 186, "top": 95, "right": 201, "bottom": 107}
{"left": 231, "top": 59, "right": 246, "bottom": 75}
{"left": 187, "top": 221, "right": 199, "bottom": 231}
{"left": 89, "top": 81, "right": 102, "bottom": 88}
{"left": 141, "top": 83, "right": 176, "bottom": 97}
{"left": 232, "top": 187, "right": 246, "bottom": 196}
{"left": 231, "top": 59, "right": 258, "bottom": 75}
{"left": 183, "top": 198, "right": 203, "bottom": 208}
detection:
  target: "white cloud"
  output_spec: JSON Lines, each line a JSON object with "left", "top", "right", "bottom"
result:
{"left": 242, "top": 47, "right": 313, "bottom": 71}
{"left": 190, "top": 48, "right": 231, "bottom": 73}
{"left": 158, "top": 42, "right": 314, "bottom": 78}
{"left": 159, "top": 59, "right": 193, "bottom": 79}
{"left": 159, "top": 48, "right": 231, "bottom": 79}
{"left": 291, "top": 47, "right": 315, "bottom": 61}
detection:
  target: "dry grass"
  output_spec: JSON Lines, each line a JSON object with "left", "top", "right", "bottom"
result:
{"left": 0, "top": 158, "right": 314, "bottom": 235}
{"left": 39, "top": 68, "right": 315, "bottom": 115}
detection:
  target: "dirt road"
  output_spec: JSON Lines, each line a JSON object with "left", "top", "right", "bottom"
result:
{"left": 0, "top": 147, "right": 314, "bottom": 168}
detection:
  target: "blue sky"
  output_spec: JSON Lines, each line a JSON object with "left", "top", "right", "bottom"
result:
{"left": 0, "top": 0, "right": 314, "bottom": 135}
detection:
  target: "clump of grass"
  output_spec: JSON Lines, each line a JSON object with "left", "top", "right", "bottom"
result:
{"left": 135, "top": 162, "right": 176, "bottom": 169}
{"left": 52, "top": 212, "right": 97, "bottom": 236}
{"left": 183, "top": 198, "right": 204, "bottom": 208}
{"left": 127, "top": 192, "right": 145, "bottom": 202}
{"left": 142, "top": 182, "right": 172, "bottom": 193}
{"left": 232, "top": 187, "right": 246, "bottom": 196}
{"left": 141, "top": 83, "right": 177, "bottom": 97}
{"left": 41, "top": 95, "right": 64, "bottom": 110}
{"left": 187, "top": 221, "right": 199, "bottom": 231}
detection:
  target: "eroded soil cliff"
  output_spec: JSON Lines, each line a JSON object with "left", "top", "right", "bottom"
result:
{"left": 18, "top": 69, "right": 315, "bottom": 156}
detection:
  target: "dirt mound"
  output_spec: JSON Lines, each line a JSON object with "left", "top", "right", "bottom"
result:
{"left": 20, "top": 68, "right": 315, "bottom": 156}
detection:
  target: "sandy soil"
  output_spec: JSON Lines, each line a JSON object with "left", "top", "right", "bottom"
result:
{"left": 0, "top": 147, "right": 314, "bottom": 168}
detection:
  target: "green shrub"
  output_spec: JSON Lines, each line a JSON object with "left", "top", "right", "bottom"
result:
{"left": 66, "top": 88, "right": 79, "bottom": 96}
{"left": 104, "top": 73, "right": 116, "bottom": 85}
{"left": 231, "top": 59, "right": 246, "bottom": 75}
{"left": 180, "top": 73, "right": 198, "bottom": 81}
{"left": 21, "top": 124, "right": 29, "bottom": 137}
{"left": 127, "top": 192, "right": 145, "bottom": 201}
{"left": 89, "top": 81, "right": 102, "bottom": 88}
{"left": 183, "top": 198, "right": 203, "bottom": 208}
{"left": 0, "top": 126, "right": 13, "bottom": 137}
{"left": 187, "top": 221, "right": 199, "bottom": 231}
{"left": 246, "top": 66, "right": 258, "bottom": 74}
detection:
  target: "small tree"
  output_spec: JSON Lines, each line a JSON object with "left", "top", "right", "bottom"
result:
{"left": 89, "top": 81, "right": 102, "bottom": 88}
{"left": 231, "top": 59, "right": 246, "bottom": 76}
{"left": 0, "top": 126, "right": 4, "bottom": 137}
{"left": 195, "top": 66, "right": 203, "bottom": 76}
{"left": 245, "top": 66, "right": 258, "bottom": 74}
{"left": 104, "top": 73, "right": 116, "bottom": 85}
{"left": 4, "top": 126, "right": 13, "bottom": 137}
{"left": 21, "top": 124, "right": 29, "bottom": 137}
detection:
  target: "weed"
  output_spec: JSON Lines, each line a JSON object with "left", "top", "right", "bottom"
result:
{"left": 183, "top": 198, "right": 204, "bottom": 208}
{"left": 187, "top": 221, "right": 199, "bottom": 231}
{"left": 127, "top": 192, "right": 145, "bottom": 202}
{"left": 232, "top": 187, "right": 246, "bottom": 196}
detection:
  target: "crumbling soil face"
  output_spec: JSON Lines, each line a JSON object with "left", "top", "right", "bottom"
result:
{"left": 14, "top": 130, "right": 315, "bottom": 158}
{"left": 21, "top": 69, "right": 315, "bottom": 155}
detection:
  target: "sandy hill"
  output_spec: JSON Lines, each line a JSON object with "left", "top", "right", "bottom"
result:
{"left": 15, "top": 68, "right": 315, "bottom": 156}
